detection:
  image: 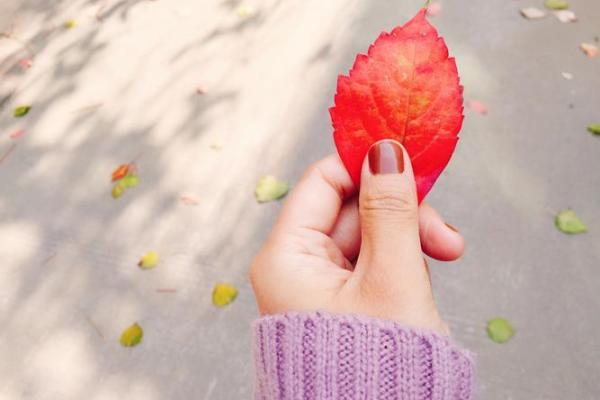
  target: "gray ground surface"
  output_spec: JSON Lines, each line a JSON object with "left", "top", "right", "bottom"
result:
{"left": 1, "top": 0, "right": 599, "bottom": 399}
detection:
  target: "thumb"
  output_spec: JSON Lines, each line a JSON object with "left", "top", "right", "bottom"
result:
{"left": 355, "top": 140, "right": 426, "bottom": 289}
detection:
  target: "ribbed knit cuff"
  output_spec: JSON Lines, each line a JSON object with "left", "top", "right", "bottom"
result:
{"left": 253, "top": 312, "right": 474, "bottom": 400}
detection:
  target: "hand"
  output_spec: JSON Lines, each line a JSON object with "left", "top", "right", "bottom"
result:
{"left": 250, "top": 140, "right": 464, "bottom": 334}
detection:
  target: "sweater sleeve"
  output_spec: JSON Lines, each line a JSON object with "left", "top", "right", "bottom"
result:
{"left": 252, "top": 312, "right": 474, "bottom": 400}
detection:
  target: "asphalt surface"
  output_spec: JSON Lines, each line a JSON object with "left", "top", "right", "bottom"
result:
{"left": 0, "top": 0, "right": 599, "bottom": 398}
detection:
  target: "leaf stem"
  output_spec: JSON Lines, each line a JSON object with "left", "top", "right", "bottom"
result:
{"left": 424, "top": 0, "right": 431, "bottom": 8}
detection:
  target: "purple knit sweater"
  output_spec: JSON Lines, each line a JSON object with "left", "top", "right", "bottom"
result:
{"left": 253, "top": 312, "right": 474, "bottom": 399}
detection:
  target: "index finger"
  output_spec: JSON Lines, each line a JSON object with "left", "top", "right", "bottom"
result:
{"left": 275, "top": 154, "right": 356, "bottom": 234}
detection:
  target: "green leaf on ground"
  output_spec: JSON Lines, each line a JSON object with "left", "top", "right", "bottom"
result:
{"left": 555, "top": 209, "right": 587, "bottom": 234}
{"left": 212, "top": 283, "right": 238, "bottom": 307}
{"left": 255, "top": 176, "right": 289, "bottom": 203}
{"left": 587, "top": 124, "right": 600, "bottom": 136}
{"left": 111, "top": 183, "right": 125, "bottom": 199}
{"left": 122, "top": 174, "right": 139, "bottom": 188}
{"left": 487, "top": 318, "right": 515, "bottom": 344}
{"left": 120, "top": 323, "right": 143, "bottom": 347}
{"left": 138, "top": 251, "right": 159, "bottom": 269}
{"left": 13, "top": 105, "right": 31, "bottom": 118}
{"left": 544, "top": 0, "right": 569, "bottom": 10}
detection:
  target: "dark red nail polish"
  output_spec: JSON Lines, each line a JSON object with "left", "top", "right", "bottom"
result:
{"left": 368, "top": 140, "right": 404, "bottom": 175}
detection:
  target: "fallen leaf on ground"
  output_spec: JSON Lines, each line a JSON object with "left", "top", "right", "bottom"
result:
{"left": 487, "top": 318, "right": 515, "bottom": 344}
{"left": 561, "top": 72, "right": 574, "bottom": 80}
{"left": 121, "top": 174, "right": 139, "bottom": 188}
{"left": 13, "top": 105, "right": 31, "bottom": 118}
{"left": 64, "top": 19, "right": 77, "bottom": 29}
{"left": 587, "top": 124, "right": 600, "bottom": 135}
{"left": 520, "top": 7, "right": 546, "bottom": 19}
{"left": 18, "top": 58, "right": 33, "bottom": 69}
{"left": 426, "top": 2, "right": 442, "bottom": 17}
{"left": 580, "top": 43, "right": 598, "bottom": 58}
{"left": 9, "top": 129, "right": 25, "bottom": 139}
{"left": 553, "top": 10, "right": 576, "bottom": 23}
{"left": 212, "top": 283, "right": 238, "bottom": 307}
{"left": 544, "top": 0, "right": 569, "bottom": 10}
{"left": 138, "top": 251, "right": 159, "bottom": 269}
{"left": 255, "top": 176, "right": 289, "bottom": 203}
{"left": 111, "top": 183, "right": 125, "bottom": 199}
{"left": 111, "top": 164, "right": 129, "bottom": 182}
{"left": 120, "top": 323, "right": 143, "bottom": 347}
{"left": 236, "top": 5, "right": 255, "bottom": 18}
{"left": 467, "top": 100, "right": 488, "bottom": 115}
{"left": 555, "top": 209, "right": 587, "bottom": 234}
{"left": 180, "top": 195, "right": 199, "bottom": 206}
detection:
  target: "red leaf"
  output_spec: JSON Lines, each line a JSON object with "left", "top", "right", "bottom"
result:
{"left": 180, "top": 195, "right": 199, "bottom": 206}
{"left": 111, "top": 164, "right": 129, "bottom": 182}
{"left": 18, "top": 58, "right": 33, "bottom": 70}
{"left": 330, "top": 9, "right": 463, "bottom": 202}
{"left": 9, "top": 129, "right": 26, "bottom": 139}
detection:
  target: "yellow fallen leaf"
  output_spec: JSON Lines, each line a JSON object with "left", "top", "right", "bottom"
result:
{"left": 138, "top": 251, "right": 159, "bottom": 269}
{"left": 64, "top": 19, "right": 77, "bottom": 29}
{"left": 212, "top": 283, "right": 238, "bottom": 307}
{"left": 111, "top": 183, "right": 125, "bottom": 199}
{"left": 236, "top": 5, "right": 255, "bottom": 18}
{"left": 120, "top": 322, "right": 143, "bottom": 347}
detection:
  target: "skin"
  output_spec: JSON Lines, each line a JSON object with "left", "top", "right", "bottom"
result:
{"left": 250, "top": 141, "right": 464, "bottom": 334}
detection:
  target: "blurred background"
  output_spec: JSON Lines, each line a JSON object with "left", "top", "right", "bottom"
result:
{"left": 0, "top": 0, "right": 599, "bottom": 398}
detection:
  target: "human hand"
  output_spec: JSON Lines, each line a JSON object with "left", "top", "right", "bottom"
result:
{"left": 250, "top": 140, "right": 464, "bottom": 334}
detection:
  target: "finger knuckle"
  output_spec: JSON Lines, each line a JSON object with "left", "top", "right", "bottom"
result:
{"left": 361, "top": 183, "right": 417, "bottom": 220}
